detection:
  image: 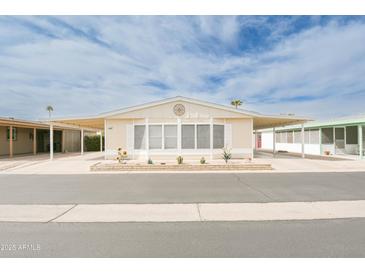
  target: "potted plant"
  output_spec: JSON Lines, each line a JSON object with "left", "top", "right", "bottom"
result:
{"left": 200, "top": 157, "right": 206, "bottom": 164}
{"left": 147, "top": 158, "right": 153, "bottom": 164}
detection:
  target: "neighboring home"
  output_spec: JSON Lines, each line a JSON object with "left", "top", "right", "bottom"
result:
{"left": 257, "top": 115, "right": 365, "bottom": 159}
{"left": 0, "top": 117, "right": 96, "bottom": 158}
{"left": 52, "top": 96, "right": 309, "bottom": 160}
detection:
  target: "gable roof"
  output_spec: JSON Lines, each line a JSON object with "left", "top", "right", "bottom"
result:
{"left": 49, "top": 96, "right": 311, "bottom": 130}
{"left": 99, "top": 96, "right": 261, "bottom": 117}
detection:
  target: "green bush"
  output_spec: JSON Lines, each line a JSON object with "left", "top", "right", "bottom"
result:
{"left": 176, "top": 156, "right": 183, "bottom": 164}
{"left": 84, "top": 135, "right": 104, "bottom": 151}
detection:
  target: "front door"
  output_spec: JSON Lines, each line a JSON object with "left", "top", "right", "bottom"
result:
{"left": 335, "top": 127, "right": 345, "bottom": 154}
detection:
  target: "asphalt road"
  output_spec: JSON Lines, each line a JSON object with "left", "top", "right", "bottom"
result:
{"left": 0, "top": 172, "right": 365, "bottom": 204}
{"left": 1, "top": 219, "right": 365, "bottom": 257}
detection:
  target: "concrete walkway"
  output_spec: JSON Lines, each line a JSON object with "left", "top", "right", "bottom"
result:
{"left": 1, "top": 151, "right": 364, "bottom": 174}
{"left": 2, "top": 200, "right": 365, "bottom": 223}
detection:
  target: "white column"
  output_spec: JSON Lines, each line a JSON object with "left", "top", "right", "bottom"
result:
{"left": 145, "top": 118, "right": 149, "bottom": 160}
{"left": 104, "top": 119, "right": 107, "bottom": 160}
{"left": 61, "top": 130, "right": 65, "bottom": 153}
{"left": 319, "top": 128, "right": 322, "bottom": 155}
{"left": 100, "top": 131, "right": 103, "bottom": 152}
{"left": 301, "top": 123, "right": 305, "bottom": 158}
{"left": 194, "top": 124, "right": 197, "bottom": 149}
{"left": 272, "top": 127, "right": 276, "bottom": 158}
{"left": 33, "top": 128, "right": 37, "bottom": 155}
{"left": 210, "top": 117, "right": 213, "bottom": 160}
{"left": 81, "top": 129, "right": 84, "bottom": 155}
{"left": 333, "top": 127, "right": 336, "bottom": 155}
{"left": 251, "top": 119, "right": 254, "bottom": 160}
{"left": 359, "top": 125, "right": 363, "bottom": 160}
{"left": 50, "top": 124, "right": 54, "bottom": 160}
{"left": 177, "top": 118, "right": 182, "bottom": 155}
{"left": 254, "top": 130, "right": 257, "bottom": 150}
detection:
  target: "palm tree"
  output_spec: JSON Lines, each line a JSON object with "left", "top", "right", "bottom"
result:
{"left": 231, "top": 99, "right": 243, "bottom": 109}
{"left": 46, "top": 105, "right": 54, "bottom": 119}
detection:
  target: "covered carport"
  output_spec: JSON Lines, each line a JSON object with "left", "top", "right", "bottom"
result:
{"left": 48, "top": 117, "right": 105, "bottom": 160}
{"left": 0, "top": 117, "right": 100, "bottom": 160}
{"left": 252, "top": 114, "right": 312, "bottom": 158}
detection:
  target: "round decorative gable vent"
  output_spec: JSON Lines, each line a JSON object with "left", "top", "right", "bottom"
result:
{"left": 173, "top": 104, "right": 185, "bottom": 116}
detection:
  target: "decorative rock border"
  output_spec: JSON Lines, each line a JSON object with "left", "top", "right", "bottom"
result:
{"left": 90, "top": 162, "right": 272, "bottom": 171}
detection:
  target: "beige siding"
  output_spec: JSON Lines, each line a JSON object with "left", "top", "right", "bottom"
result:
{"left": 0, "top": 126, "right": 33, "bottom": 156}
{"left": 227, "top": 118, "right": 253, "bottom": 149}
{"left": 0, "top": 126, "right": 9, "bottom": 156}
{"left": 105, "top": 119, "right": 132, "bottom": 152}
{"left": 109, "top": 101, "right": 249, "bottom": 119}
{"left": 63, "top": 130, "right": 81, "bottom": 152}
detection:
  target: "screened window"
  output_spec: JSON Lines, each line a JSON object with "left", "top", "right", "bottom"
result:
{"left": 6, "top": 127, "right": 17, "bottom": 141}
{"left": 275, "top": 132, "right": 281, "bottom": 143}
{"left": 321, "top": 128, "right": 334, "bottom": 144}
{"left": 197, "top": 125, "right": 210, "bottom": 149}
{"left": 294, "top": 130, "right": 301, "bottom": 143}
{"left": 149, "top": 125, "right": 162, "bottom": 149}
{"left": 346, "top": 126, "right": 358, "bottom": 144}
{"left": 309, "top": 129, "right": 320, "bottom": 144}
{"left": 213, "top": 125, "right": 224, "bottom": 149}
{"left": 281, "top": 132, "right": 287, "bottom": 143}
{"left": 304, "top": 130, "right": 310, "bottom": 144}
{"left": 182, "top": 125, "right": 195, "bottom": 149}
{"left": 287, "top": 131, "right": 293, "bottom": 143}
{"left": 164, "top": 125, "right": 177, "bottom": 149}
{"left": 134, "top": 125, "right": 146, "bottom": 149}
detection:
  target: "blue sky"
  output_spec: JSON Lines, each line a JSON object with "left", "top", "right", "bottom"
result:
{"left": 1, "top": 16, "right": 365, "bottom": 120}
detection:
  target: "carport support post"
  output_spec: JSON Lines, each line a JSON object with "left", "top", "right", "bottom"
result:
{"left": 100, "top": 131, "right": 103, "bottom": 152}
{"left": 359, "top": 125, "right": 363, "bottom": 160}
{"left": 33, "top": 128, "right": 37, "bottom": 155}
{"left": 301, "top": 123, "right": 305, "bottom": 158}
{"left": 81, "top": 128, "right": 84, "bottom": 155}
{"left": 104, "top": 119, "right": 107, "bottom": 160}
{"left": 50, "top": 124, "right": 54, "bottom": 160}
{"left": 9, "top": 125, "right": 13, "bottom": 158}
{"left": 272, "top": 127, "right": 276, "bottom": 158}
{"left": 210, "top": 117, "right": 213, "bottom": 160}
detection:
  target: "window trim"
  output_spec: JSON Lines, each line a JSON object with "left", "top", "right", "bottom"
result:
{"left": 132, "top": 122, "right": 225, "bottom": 151}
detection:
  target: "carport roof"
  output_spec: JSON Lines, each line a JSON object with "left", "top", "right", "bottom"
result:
{"left": 49, "top": 96, "right": 311, "bottom": 130}
{"left": 259, "top": 114, "right": 365, "bottom": 132}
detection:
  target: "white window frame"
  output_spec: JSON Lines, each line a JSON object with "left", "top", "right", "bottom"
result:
{"left": 132, "top": 122, "right": 225, "bottom": 154}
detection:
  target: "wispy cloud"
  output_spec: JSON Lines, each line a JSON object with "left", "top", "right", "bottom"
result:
{"left": 0, "top": 16, "right": 365, "bottom": 120}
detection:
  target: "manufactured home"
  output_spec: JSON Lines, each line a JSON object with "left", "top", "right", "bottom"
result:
{"left": 52, "top": 96, "right": 309, "bottom": 160}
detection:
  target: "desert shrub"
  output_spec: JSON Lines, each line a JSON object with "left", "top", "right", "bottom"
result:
{"left": 176, "top": 156, "right": 183, "bottom": 164}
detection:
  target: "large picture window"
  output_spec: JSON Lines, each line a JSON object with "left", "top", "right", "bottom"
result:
{"left": 149, "top": 125, "right": 162, "bottom": 149}
{"left": 134, "top": 125, "right": 146, "bottom": 149}
{"left": 182, "top": 125, "right": 195, "bottom": 149}
{"left": 213, "top": 125, "right": 224, "bottom": 149}
{"left": 164, "top": 125, "right": 177, "bottom": 149}
{"left": 197, "top": 125, "right": 210, "bottom": 149}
